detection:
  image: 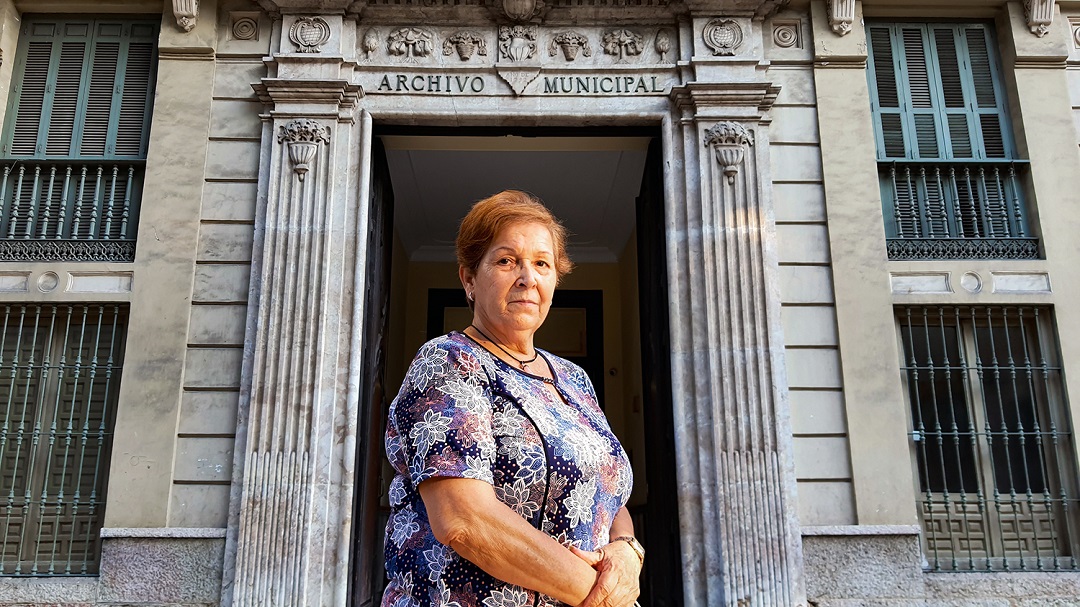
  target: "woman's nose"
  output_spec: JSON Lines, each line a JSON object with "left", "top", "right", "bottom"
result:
{"left": 516, "top": 263, "right": 538, "bottom": 287}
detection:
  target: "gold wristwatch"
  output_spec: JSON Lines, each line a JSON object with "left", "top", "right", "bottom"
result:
{"left": 611, "top": 535, "right": 645, "bottom": 565}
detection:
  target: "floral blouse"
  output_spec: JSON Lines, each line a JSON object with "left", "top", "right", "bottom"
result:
{"left": 381, "top": 332, "right": 633, "bottom": 607}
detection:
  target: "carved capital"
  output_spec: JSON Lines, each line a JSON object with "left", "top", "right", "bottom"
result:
{"left": 278, "top": 119, "right": 330, "bottom": 181}
{"left": 1024, "top": 0, "right": 1056, "bottom": 38}
{"left": 704, "top": 122, "right": 755, "bottom": 183}
{"left": 827, "top": 0, "right": 856, "bottom": 36}
{"left": 172, "top": 0, "right": 199, "bottom": 32}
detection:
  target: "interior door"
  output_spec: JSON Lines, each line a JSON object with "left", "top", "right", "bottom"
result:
{"left": 350, "top": 137, "right": 395, "bottom": 607}
{"left": 636, "top": 137, "right": 683, "bottom": 607}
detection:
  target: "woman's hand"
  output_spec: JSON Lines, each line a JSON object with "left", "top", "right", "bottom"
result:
{"left": 570, "top": 541, "right": 641, "bottom": 607}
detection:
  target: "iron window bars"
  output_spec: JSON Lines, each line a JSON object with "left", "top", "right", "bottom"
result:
{"left": 898, "top": 306, "right": 1078, "bottom": 572}
{"left": 0, "top": 304, "right": 127, "bottom": 576}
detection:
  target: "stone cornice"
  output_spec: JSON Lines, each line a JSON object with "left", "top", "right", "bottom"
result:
{"left": 670, "top": 81, "right": 781, "bottom": 114}
{"left": 675, "top": 0, "right": 789, "bottom": 17}
{"left": 253, "top": 79, "right": 363, "bottom": 107}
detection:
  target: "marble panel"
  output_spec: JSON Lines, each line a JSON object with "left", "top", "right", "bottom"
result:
{"left": 202, "top": 181, "right": 258, "bottom": 222}
{"left": 168, "top": 484, "right": 231, "bottom": 529}
{"left": 779, "top": 265, "right": 835, "bottom": 304}
{"left": 67, "top": 272, "right": 133, "bottom": 293}
{"left": 767, "top": 65, "right": 817, "bottom": 106}
{"left": 0, "top": 271, "right": 29, "bottom": 292}
{"left": 773, "top": 183, "right": 826, "bottom": 222}
{"left": 98, "top": 537, "right": 225, "bottom": 603}
{"left": 770, "top": 143, "right": 824, "bottom": 182}
{"left": 793, "top": 436, "right": 852, "bottom": 479}
{"left": 184, "top": 347, "right": 244, "bottom": 389}
{"left": 777, "top": 223, "right": 832, "bottom": 264}
{"left": 205, "top": 140, "right": 260, "bottom": 181}
{"left": 789, "top": 389, "right": 847, "bottom": 435}
{"left": 192, "top": 264, "right": 251, "bottom": 303}
{"left": 796, "top": 481, "right": 856, "bottom": 526}
{"left": 890, "top": 272, "right": 952, "bottom": 295}
{"left": 179, "top": 391, "right": 240, "bottom": 435}
{"left": 188, "top": 304, "right": 247, "bottom": 345}
{"left": 770, "top": 105, "right": 822, "bottom": 144}
{"left": 197, "top": 223, "right": 255, "bottom": 263}
{"left": 781, "top": 305, "right": 839, "bottom": 346}
{"left": 213, "top": 58, "right": 266, "bottom": 99}
{"left": 786, "top": 347, "right": 843, "bottom": 389}
{"left": 210, "top": 99, "right": 263, "bottom": 139}
{"left": 991, "top": 271, "right": 1051, "bottom": 294}
{"left": 174, "top": 437, "right": 234, "bottom": 482}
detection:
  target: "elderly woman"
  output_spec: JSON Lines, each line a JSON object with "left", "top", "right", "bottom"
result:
{"left": 382, "top": 190, "right": 643, "bottom": 607}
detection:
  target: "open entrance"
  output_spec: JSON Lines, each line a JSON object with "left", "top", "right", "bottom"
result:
{"left": 351, "top": 127, "right": 682, "bottom": 607}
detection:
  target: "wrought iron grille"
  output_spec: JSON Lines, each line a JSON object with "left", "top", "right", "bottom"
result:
{"left": 0, "top": 161, "right": 142, "bottom": 262}
{"left": 898, "top": 306, "right": 1079, "bottom": 572}
{"left": 881, "top": 160, "right": 1039, "bottom": 260}
{"left": 0, "top": 304, "right": 127, "bottom": 576}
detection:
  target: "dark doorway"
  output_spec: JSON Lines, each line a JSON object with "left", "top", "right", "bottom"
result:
{"left": 350, "top": 127, "right": 682, "bottom": 607}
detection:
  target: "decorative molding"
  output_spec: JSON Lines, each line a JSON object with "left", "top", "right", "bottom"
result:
{"left": 655, "top": 29, "right": 672, "bottom": 62}
{"left": 289, "top": 17, "right": 331, "bottom": 53}
{"left": 444, "top": 31, "right": 488, "bottom": 61}
{"left": 172, "top": 0, "right": 199, "bottom": 32}
{"left": 1071, "top": 17, "right": 1080, "bottom": 48}
{"left": 602, "top": 29, "right": 644, "bottom": 62}
{"left": 1024, "top": 0, "right": 1055, "bottom": 38}
{"left": 549, "top": 31, "right": 592, "bottom": 61}
{"left": 703, "top": 19, "right": 743, "bottom": 56}
{"left": 277, "top": 119, "right": 330, "bottom": 181}
{"left": 499, "top": 25, "right": 539, "bottom": 61}
{"left": 231, "top": 15, "right": 259, "bottom": 41}
{"left": 703, "top": 121, "right": 754, "bottom": 183}
{"left": 772, "top": 20, "right": 800, "bottom": 49}
{"left": 388, "top": 27, "right": 436, "bottom": 61}
{"left": 362, "top": 28, "right": 380, "bottom": 60}
{"left": 826, "top": 0, "right": 855, "bottom": 36}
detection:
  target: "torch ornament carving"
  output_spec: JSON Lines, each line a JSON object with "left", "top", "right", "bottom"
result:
{"left": 704, "top": 122, "right": 755, "bottom": 184}
{"left": 278, "top": 119, "right": 330, "bottom": 181}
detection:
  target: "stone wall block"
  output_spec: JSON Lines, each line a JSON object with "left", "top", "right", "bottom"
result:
{"left": 97, "top": 538, "right": 225, "bottom": 604}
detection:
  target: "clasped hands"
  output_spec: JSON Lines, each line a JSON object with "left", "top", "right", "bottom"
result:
{"left": 570, "top": 541, "right": 641, "bottom": 607}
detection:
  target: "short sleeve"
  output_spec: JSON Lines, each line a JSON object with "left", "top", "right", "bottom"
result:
{"left": 391, "top": 339, "right": 497, "bottom": 488}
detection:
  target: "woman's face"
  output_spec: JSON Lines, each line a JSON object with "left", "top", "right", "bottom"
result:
{"left": 460, "top": 221, "right": 558, "bottom": 338}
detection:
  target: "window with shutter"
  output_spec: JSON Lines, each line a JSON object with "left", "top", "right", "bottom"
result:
{"left": 0, "top": 17, "right": 158, "bottom": 262}
{"left": 866, "top": 22, "right": 1038, "bottom": 260}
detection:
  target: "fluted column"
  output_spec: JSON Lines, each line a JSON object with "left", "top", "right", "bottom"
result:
{"left": 667, "top": 83, "right": 806, "bottom": 606}
{"left": 222, "top": 10, "right": 369, "bottom": 607}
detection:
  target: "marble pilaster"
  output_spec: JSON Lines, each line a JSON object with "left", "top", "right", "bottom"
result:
{"left": 222, "top": 11, "right": 369, "bottom": 607}
{"left": 667, "top": 77, "right": 806, "bottom": 606}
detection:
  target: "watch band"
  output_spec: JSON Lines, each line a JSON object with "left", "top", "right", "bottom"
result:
{"left": 610, "top": 535, "right": 645, "bottom": 565}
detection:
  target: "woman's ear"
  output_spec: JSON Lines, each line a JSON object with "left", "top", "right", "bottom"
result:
{"left": 459, "top": 266, "right": 473, "bottom": 296}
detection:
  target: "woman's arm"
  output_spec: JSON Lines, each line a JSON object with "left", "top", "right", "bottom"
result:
{"left": 420, "top": 476, "right": 598, "bottom": 606}
{"left": 572, "top": 507, "right": 642, "bottom": 607}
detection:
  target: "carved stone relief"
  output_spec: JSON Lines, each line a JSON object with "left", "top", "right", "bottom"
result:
{"left": 499, "top": 25, "right": 539, "bottom": 61}
{"left": 772, "top": 20, "right": 800, "bottom": 49}
{"left": 655, "top": 29, "right": 672, "bottom": 62}
{"left": 444, "top": 31, "right": 489, "bottom": 61}
{"left": 389, "top": 27, "right": 436, "bottom": 61}
{"left": 231, "top": 14, "right": 259, "bottom": 41}
{"left": 172, "top": 0, "right": 198, "bottom": 32}
{"left": 827, "top": 0, "right": 855, "bottom": 36}
{"left": 1024, "top": 0, "right": 1056, "bottom": 37}
{"left": 278, "top": 119, "right": 330, "bottom": 181}
{"left": 362, "top": 29, "right": 380, "bottom": 60}
{"left": 703, "top": 19, "right": 743, "bottom": 56}
{"left": 602, "top": 29, "right": 644, "bottom": 62}
{"left": 703, "top": 121, "right": 754, "bottom": 183}
{"left": 549, "top": 31, "right": 592, "bottom": 61}
{"left": 290, "top": 17, "right": 331, "bottom": 53}
{"left": 501, "top": 0, "right": 545, "bottom": 22}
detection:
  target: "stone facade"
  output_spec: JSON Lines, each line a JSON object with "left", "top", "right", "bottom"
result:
{"left": 0, "top": 0, "right": 1078, "bottom": 606}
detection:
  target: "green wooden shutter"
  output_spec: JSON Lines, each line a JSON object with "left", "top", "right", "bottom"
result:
{"left": 2, "top": 18, "right": 158, "bottom": 160}
{"left": 866, "top": 22, "right": 1014, "bottom": 161}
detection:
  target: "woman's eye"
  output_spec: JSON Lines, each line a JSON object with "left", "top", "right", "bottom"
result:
{"left": 496, "top": 257, "right": 513, "bottom": 266}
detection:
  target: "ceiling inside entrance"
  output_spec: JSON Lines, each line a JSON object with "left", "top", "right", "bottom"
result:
{"left": 382, "top": 136, "right": 650, "bottom": 264}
